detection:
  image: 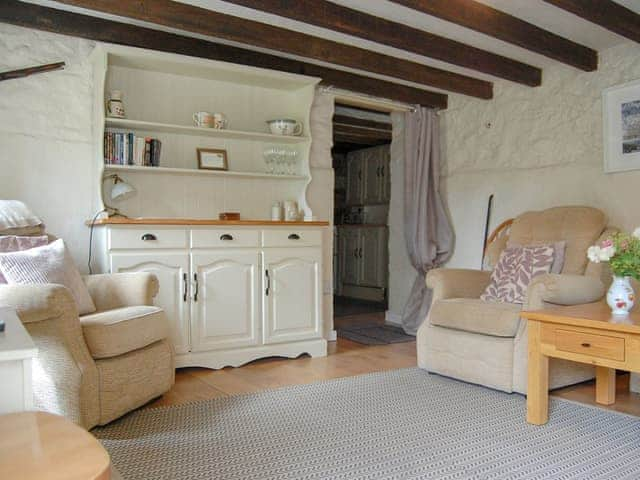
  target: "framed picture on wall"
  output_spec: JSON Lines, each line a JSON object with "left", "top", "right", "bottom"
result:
{"left": 603, "top": 79, "right": 640, "bottom": 173}
{"left": 197, "top": 148, "right": 228, "bottom": 171}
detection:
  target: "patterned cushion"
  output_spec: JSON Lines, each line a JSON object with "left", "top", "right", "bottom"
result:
{"left": 507, "top": 240, "right": 566, "bottom": 274}
{"left": 481, "top": 245, "right": 555, "bottom": 304}
{"left": 0, "top": 235, "right": 49, "bottom": 283}
{"left": 0, "top": 239, "right": 96, "bottom": 315}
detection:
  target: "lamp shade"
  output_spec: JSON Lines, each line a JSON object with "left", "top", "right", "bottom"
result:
{"left": 111, "top": 179, "right": 135, "bottom": 200}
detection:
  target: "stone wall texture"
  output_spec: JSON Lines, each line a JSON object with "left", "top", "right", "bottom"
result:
{"left": 0, "top": 24, "right": 97, "bottom": 270}
{"left": 441, "top": 41, "right": 640, "bottom": 269}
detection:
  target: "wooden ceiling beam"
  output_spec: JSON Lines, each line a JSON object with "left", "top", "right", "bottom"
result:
{"left": 0, "top": 1, "right": 447, "bottom": 108}
{"left": 53, "top": 0, "right": 492, "bottom": 99}
{"left": 333, "top": 125, "right": 392, "bottom": 141}
{"left": 225, "top": 0, "right": 541, "bottom": 87}
{"left": 390, "top": 0, "right": 598, "bottom": 71}
{"left": 543, "top": 0, "right": 640, "bottom": 44}
{"left": 333, "top": 115, "right": 392, "bottom": 132}
{"left": 333, "top": 134, "right": 388, "bottom": 146}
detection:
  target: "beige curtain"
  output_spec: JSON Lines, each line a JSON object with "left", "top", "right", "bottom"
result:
{"left": 396, "top": 107, "right": 453, "bottom": 335}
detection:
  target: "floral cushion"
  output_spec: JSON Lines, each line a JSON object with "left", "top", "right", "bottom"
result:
{"left": 481, "top": 245, "right": 555, "bottom": 304}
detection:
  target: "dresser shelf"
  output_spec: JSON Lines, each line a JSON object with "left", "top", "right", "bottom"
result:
{"left": 105, "top": 117, "right": 310, "bottom": 144}
{"left": 103, "top": 164, "right": 308, "bottom": 180}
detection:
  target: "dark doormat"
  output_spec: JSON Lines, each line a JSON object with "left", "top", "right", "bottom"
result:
{"left": 337, "top": 324, "right": 415, "bottom": 345}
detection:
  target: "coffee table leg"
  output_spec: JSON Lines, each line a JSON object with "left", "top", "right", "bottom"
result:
{"left": 595, "top": 366, "right": 616, "bottom": 405}
{"left": 527, "top": 320, "right": 549, "bottom": 425}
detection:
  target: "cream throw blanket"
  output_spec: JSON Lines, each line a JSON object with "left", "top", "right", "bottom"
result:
{"left": 0, "top": 200, "right": 42, "bottom": 230}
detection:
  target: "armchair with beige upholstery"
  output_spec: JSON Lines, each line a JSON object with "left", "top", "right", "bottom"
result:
{"left": 0, "top": 272, "right": 175, "bottom": 429}
{"left": 418, "top": 206, "right": 614, "bottom": 394}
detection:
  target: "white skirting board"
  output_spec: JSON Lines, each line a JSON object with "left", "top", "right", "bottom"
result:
{"left": 385, "top": 311, "right": 402, "bottom": 327}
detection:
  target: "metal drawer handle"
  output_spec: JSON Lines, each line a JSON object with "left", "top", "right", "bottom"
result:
{"left": 220, "top": 234, "right": 234, "bottom": 241}
{"left": 183, "top": 273, "right": 187, "bottom": 302}
{"left": 288, "top": 233, "right": 300, "bottom": 240}
{"left": 193, "top": 273, "right": 199, "bottom": 302}
{"left": 141, "top": 233, "right": 157, "bottom": 241}
{"left": 581, "top": 342, "right": 591, "bottom": 348}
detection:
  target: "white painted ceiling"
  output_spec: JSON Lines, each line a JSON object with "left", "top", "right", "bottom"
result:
{"left": 25, "top": 0, "right": 640, "bottom": 97}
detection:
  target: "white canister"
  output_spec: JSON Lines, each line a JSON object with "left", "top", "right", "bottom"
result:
{"left": 271, "top": 202, "right": 283, "bottom": 221}
{"left": 283, "top": 200, "right": 299, "bottom": 221}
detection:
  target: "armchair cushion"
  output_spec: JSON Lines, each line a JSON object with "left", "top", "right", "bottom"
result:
{"left": 0, "top": 239, "right": 96, "bottom": 315}
{"left": 509, "top": 206, "right": 606, "bottom": 275}
{"left": 80, "top": 305, "right": 169, "bottom": 359}
{"left": 429, "top": 298, "right": 522, "bottom": 337}
{"left": 84, "top": 273, "right": 159, "bottom": 311}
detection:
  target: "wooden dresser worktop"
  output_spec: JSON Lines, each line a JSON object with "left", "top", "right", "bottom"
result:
{"left": 89, "top": 217, "right": 330, "bottom": 227}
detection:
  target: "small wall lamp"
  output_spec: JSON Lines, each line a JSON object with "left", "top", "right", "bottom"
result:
{"left": 102, "top": 174, "right": 135, "bottom": 217}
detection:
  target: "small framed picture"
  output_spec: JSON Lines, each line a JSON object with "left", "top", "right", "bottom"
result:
{"left": 197, "top": 148, "right": 228, "bottom": 171}
{"left": 603, "top": 79, "right": 640, "bottom": 173}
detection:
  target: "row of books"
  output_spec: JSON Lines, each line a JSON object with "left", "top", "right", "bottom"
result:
{"left": 103, "top": 131, "right": 162, "bottom": 167}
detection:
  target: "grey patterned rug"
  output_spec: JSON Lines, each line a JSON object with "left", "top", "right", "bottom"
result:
{"left": 94, "top": 368, "right": 640, "bottom": 480}
{"left": 337, "top": 325, "right": 415, "bottom": 345}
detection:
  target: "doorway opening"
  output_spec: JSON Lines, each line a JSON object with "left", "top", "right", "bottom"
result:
{"left": 332, "top": 103, "right": 394, "bottom": 340}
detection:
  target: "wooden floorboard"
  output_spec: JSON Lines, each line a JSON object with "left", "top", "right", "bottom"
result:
{"left": 145, "top": 313, "right": 640, "bottom": 417}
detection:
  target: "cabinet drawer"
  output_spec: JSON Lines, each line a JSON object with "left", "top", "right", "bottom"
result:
{"left": 262, "top": 229, "right": 322, "bottom": 247}
{"left": 109, "top": 228, "right": 187, "bottom": 250}
{"left": 555, "top": 329, "right": 625, "bottom": 361}
{"left": 191, "top": 229, "right": 260, "bottom": 248}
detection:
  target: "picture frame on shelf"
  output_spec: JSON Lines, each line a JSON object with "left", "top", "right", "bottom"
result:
{"left": 197, "top": 148, "right": 228, "bottom": 171}
{"left": 603, "top": 79, "right": 640, "bottom": 173}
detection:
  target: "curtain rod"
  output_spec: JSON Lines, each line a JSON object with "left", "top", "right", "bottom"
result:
{"left": 318, "top": 86, "right": 417, "bottom": 113}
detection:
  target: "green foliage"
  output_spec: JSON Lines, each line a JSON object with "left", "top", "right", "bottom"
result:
{"left": 608, "top": 232, "right": 640, "bottom": 281}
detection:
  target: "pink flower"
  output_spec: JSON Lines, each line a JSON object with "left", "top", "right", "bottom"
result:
{"left": 601, "top": 238, "right": 613, "bottom": 248}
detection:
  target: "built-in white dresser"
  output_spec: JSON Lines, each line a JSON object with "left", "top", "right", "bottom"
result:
{"left": 93, "top": 219, "right": 328, "bottom": 369}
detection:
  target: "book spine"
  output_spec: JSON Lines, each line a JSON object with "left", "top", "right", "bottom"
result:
{"left": 128, "top": 133, "right": 134, "bottom": 165}
{"left": 144, "top": 138, "right": 151, "bottom": 166}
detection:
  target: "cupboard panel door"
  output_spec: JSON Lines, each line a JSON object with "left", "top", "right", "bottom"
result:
{"left": 191, "top": 251, "right": 260, "bottom": 352}
{"left": 359, "top": 227, "right": 388, "bottom": 288}
{"left": 263, "top": 248, "right": 322, "bottom": 344}
{"left": 340, "top": 228, "right": 360, "bottom": 286}
{"left": 363, "top": 157, "right": 382, "bottom": 204}
{"left": 110, "top": 252, "right": 190, "bottom": 354}
{"left": 380, "top": 150, "right": 391, "bottom": 203}
{"left": 346, "top": 157, "right": 364, "bottom": 206}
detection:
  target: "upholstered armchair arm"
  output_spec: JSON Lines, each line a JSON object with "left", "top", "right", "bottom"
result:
{"left": 525, "top": 274, "right": 606, "bottom": 311}
{"left": 0, "top": 284, "right": 99, "bottom": 428}
{"left": 83, "top": 272, "right": 159, "bottom": 311}
{"left": 426, "top": 268, "right": 492, "bottom": 301}
{"left": 0, "top": 283, "right": 77, "bottom": 324}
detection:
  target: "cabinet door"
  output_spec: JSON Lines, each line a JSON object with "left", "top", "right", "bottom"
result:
{"left": 340, "top": 228, "right": 360, "bottom": 286}
{"left": 359, "top": 227, "right": 388, "bottom": 288}
{"left": 110, "top": 252, "right": 190, "bottom": 354}
{"left": 263, "top": 248, "right": 322, "bottom": 344}
{"left": 346, "top": 157, "right": 364, "bottom": 205}
{"left": 363, "top": 157, "right": 382, "bottom": 204}
{"left": 191, "top": 251, "right": 260, "bottom": 352}
{"left": 380, "top": 150, "right": 391, "bottom": 203}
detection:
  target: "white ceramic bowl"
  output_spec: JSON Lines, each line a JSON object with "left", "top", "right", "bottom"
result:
{"left": 267, "top": 119, "right": 302, "bottom": 136}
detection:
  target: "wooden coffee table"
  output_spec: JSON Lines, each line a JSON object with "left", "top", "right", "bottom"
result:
{"left": 0, "top": 412, "right": 111, "bottom": 479}
{"left": 522, "top": 302, "right": 640, "bottom": 425}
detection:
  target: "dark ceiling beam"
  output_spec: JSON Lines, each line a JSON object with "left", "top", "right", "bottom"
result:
{"left": 334, "top": 134, "right": 388, "bottom": 146}
{"left": 54, "top": 0, "right": 492, "bottom": 99}
{"left": 0, "top": 1, "right": 447, "bottom": 108}
{"left": 390, "top": 0, "right": 598, "bottom": 71}
{"left": 225, "top": 0, "right": 541, "bottom": 87}
{"left": 543, "top": 0, "right": 640, "bottom": 44}
{"left": 333, "top": 115, "right": 392, "bottom": 131}
{"left": 333, "top": 125, "right": 392, "bottom": 141}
